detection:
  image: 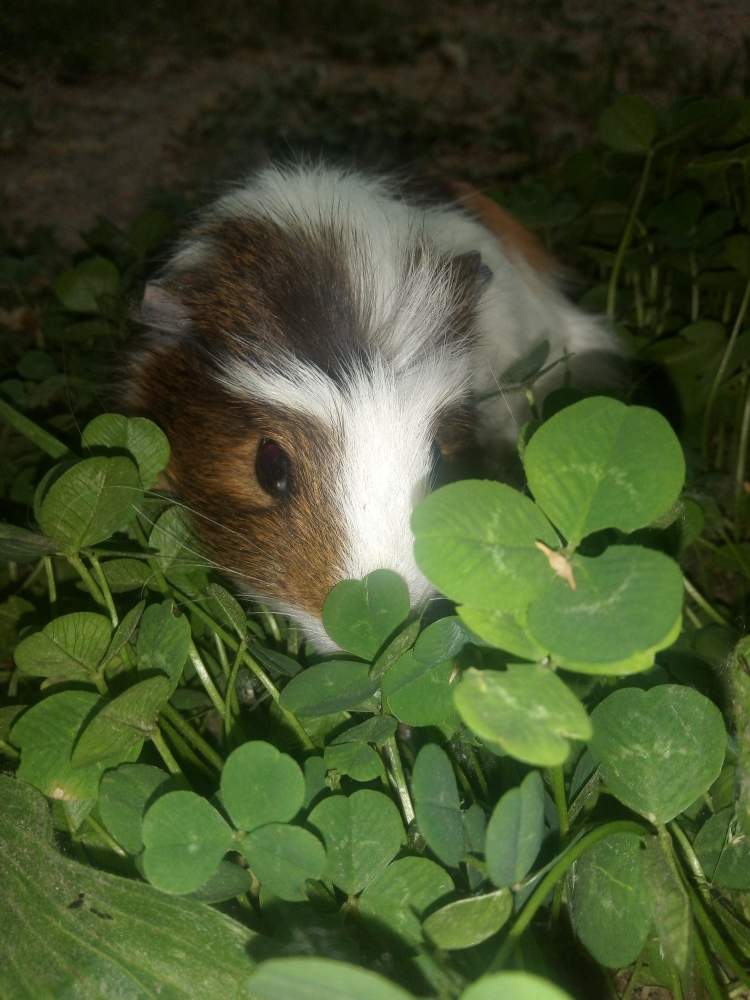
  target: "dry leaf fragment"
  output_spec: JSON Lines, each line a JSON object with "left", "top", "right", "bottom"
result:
{"left": 535, "top": 540, "right": 576, "bottom": 590}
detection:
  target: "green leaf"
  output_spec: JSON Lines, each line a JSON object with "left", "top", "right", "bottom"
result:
{"left": 136, "top": 599, "right": 191, "bottom": 687}
{"left": 72, "top": 676, "right": 173, "bottom": 767}
{"left": 499, "top": 339, "right": 550, "bottom": 384}
{"left": 142, "top": 790, "right": 234, "bottom": 894}
{"left": 330, "top": 715, "right": 397, "bottom": 746}
{"left": 423, "top": 889, "right": 512, "bottom": 950}
{"left": 189, "top": 859, "right": 252, "bottom": 904}
{"left": 589, "top": 685, "right": 726, "bottom": 824}
{"left": 99, "top": 763, "right": 175, "bottom": 854}
{"left": 323, "top": 742, "right": 385, "bottom": 782}
{"left": 523, "top": 398, "right": 685, "bottom": 546}
{"left": 101, "top": 598, "right": 145, "bottom": 670}
{"left": 149, "top": 504, "right": 196, "bottom": 574}
{"left": 220, "top": 741, "right": 305, "bottom": 832}
{"left": 370, "top": 617, "right": 421, "bottom": 682}
{"left": 280, "top": 660, "right": 378, "bottom": 718}
{"left": 462, "top": 972, "right": 575, "bottom": 1000}
{"left": 206, "top": 582, "right": 249, "bottom": 640}
{"left": 458, "top": 605, "right": 545, "bottom": 661}
{"left": 323, "top": 569, "right": 410, "bottom": 659}
{"left": 412, "top": 481, "right": 558, "bottom": 613}
{"left": 247, "top": 958, "right": 415, "bottom": 1000}
{"left": 0, "top": 595, "right": 34, "bottom": 660}
{"left": 569, "top": 832, "right": 651, "bottom": 968}
{"left": 694, "top": 807, "right": 750, "bottom": 889}
{"left": 81, "top": 413, "right": 170, "bottom": 489}
{"left": 382, "top": 650, "right": 456, "bottom": 727}
{"left": 100, "top": 557, "right": 153, "bottom": 592}
{"left": 54, "top": 256, "right": 120, "bottom": 313}
{"left": 0, "top": 522, "right": 56, "bottom": 562}
{"left": 642, "top": 836, "right": 691, "bottom": 973}
{"left": 455, "top": 666, "right": 591, "bottom": 767}
{"left": 359, "top": 857, "right": 454, "bottom": 946}
{"left": 11, "top": 691, "right": 123, "bottom": 805}
{"left": 14, "top": 611, "right": 111, "bottom": 680}
{"left": 527, "top": 546, "right": 684, "bottom": 674}
{"left": 599, "top": 95, "right": 658, "bottom": 154}
{"left": 241, "top": 823, "right": 326, "bottom": 902}
{"left": 38, "top": 456, "right": 142, "bottom": 550}
{"left": 412, "top": 744, "right": 464, "bottom": 867}
{"left": 0, "top": 777, "right": 260, "bottom": 997}
{"left": 413, "top": 616, "right": 470, "bottom": 665}
{"left": 485, "top": 771, "right": 545, "bottom": 888}
{"left": 308, "top": 789, "right": 405, "bottom": 895}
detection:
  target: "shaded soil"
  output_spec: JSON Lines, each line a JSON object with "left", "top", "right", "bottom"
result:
{"left": 2, "top": 1, "right": 750, "bottom": 246}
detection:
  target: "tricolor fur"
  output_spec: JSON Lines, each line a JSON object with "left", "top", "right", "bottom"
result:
{"left": 129, "top": 161, "right": 620, "bottom": 647}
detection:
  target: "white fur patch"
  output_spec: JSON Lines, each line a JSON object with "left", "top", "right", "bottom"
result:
{"left": 219, "top": 352, "right": 470, "bottom": 611}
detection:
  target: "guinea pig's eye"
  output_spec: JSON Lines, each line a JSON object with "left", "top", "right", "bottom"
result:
{"left": 256, "top": 438, "right": 291, "bottom": 498}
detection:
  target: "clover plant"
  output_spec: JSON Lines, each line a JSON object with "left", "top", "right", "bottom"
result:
{"left": 2, "top": 94, "right": 750, "bottom": 999}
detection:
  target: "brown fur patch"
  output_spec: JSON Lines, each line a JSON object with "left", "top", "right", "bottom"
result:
{"left": 450, "top": 181, "right": 556, "bottom": 275}
{"left": 131, "top": 339, "right": 344, "bottom": 617}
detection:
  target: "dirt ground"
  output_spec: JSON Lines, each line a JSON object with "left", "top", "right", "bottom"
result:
{"left": 2, "top": 0, "right": 750, "bottom": 248}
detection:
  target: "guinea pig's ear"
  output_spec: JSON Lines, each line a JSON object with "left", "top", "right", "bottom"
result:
{"left": 450, "top": 181, "right": 555, "bottom": 275}
{"left": 135, "top": 282, "right": 192, "bottom": 336}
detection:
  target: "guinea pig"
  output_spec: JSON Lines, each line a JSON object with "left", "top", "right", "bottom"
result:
{"left": 128, "top": 161, "right": 622, "bottom": 648}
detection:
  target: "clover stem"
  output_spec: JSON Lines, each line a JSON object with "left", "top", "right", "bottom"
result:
{"left": 384, "top": 735, "right": 416, "bottom": 828}
{"left": 488, "top": 819, "right": 649, "bottom": 970}
{"left": 683, "top": 575, "right": 730, "bottom": 626}
{"left": 151, "top": 729, "right": 182, "bottom": 775}
{"left": 703, "top": 272, "right": 750, "bottom": 461}
{"left": 224, "top": 643, "right": 245, "bottom": 742}
{"left": 43, "top": 555, "right": 57, "bottom": 606}
{"left": 88, "top": 553, "right": 118, "bottom": 628}
{"left": 0, "top": 396, "right": 69, "bottom": 459}
{"left": 161, "top": 702, "right": 223, "bottom": 772}
{"left": 188, "top": 640, "right": 226, "bottom": 716}
{"left": 607, "top": 148, "right": 655, "bottom": 321}
{"left": 66, "top": 552, "right": 107, "bottom": 610}
{"left": 159, "top": 712, "right": 213, "bottom": 777}
{"left": 84, "top": 815, "right": 127, "bottom": 858}
{"left": 668, "top": 819, "right": 711, "bottom": 904}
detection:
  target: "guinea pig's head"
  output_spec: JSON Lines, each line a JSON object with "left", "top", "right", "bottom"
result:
{"left": 128, "top": 178, "right": 485, "bottom": 648}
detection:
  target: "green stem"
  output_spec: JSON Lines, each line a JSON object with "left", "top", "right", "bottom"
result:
{"left": 548, "top": 763, "right": 570, "bottom": 923}
{"left": 607, "top": 148, "right": 654, "bottom": 321}
{"left": 151, "top": 729, "right": 182, "bottom": 775}
{"left": 384, "top": 735, "right": 416, "bottom": 828}
{"left": 259, "top": 604, "right": 282, "bottom": 643}
{"left": 132, "top": 514, "right": 313, "bottom": 750}
{"left": 66, "top": 553, "right": 107, "bottom": 609}
{"left": 549, "top": 765, "right": 569, "bottom": 840}
{"left": 686, "top": 880, "right": 750, "bottom": 987}
{"left": 224, "top": 644, "right": 245, "bottom": 741}
{"left": 668, "top": 819, "right": 712, "bottom": 905}
{"left": 692, "top": 921, "right": 726, "bottom": 1000}
{"left": 734, "top": 374, "right": 750, "bottom": 529}
{"left": 0, "top": 739, "right": 20, "bottom": 761}
{"left": 161, "top": 702, "right": 223, "bottom": 772}
{"left": 159, "top": 713, "right": 213, "bottom": 777}
{"left": 188, "top": 640, "right": 226, "bottom": 716}
{"left": 489, "top": 820, "right": 649, "bottom": 970}
{"left": 683, "top": 575, "right": 729, "bottom": 626}
{"left": 703, "top": 272, "right": 750, "bottom": 460}
{"left": 43, "top": 555, "right": 57, "bottom": 606}
{"left": 621, "top": 951, "right": 646, "bottom": 1000}
{"left": 213, "top": 632, "right": 230, "bottom": 679}
{"left": 0, "top": 396, "right": 69, "bottom": 459}
{"left": 88, "top": 553, "right": 118, "bottom": 628}
{"left": 84, "top": 815, "right": 127, "bottom": 858}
